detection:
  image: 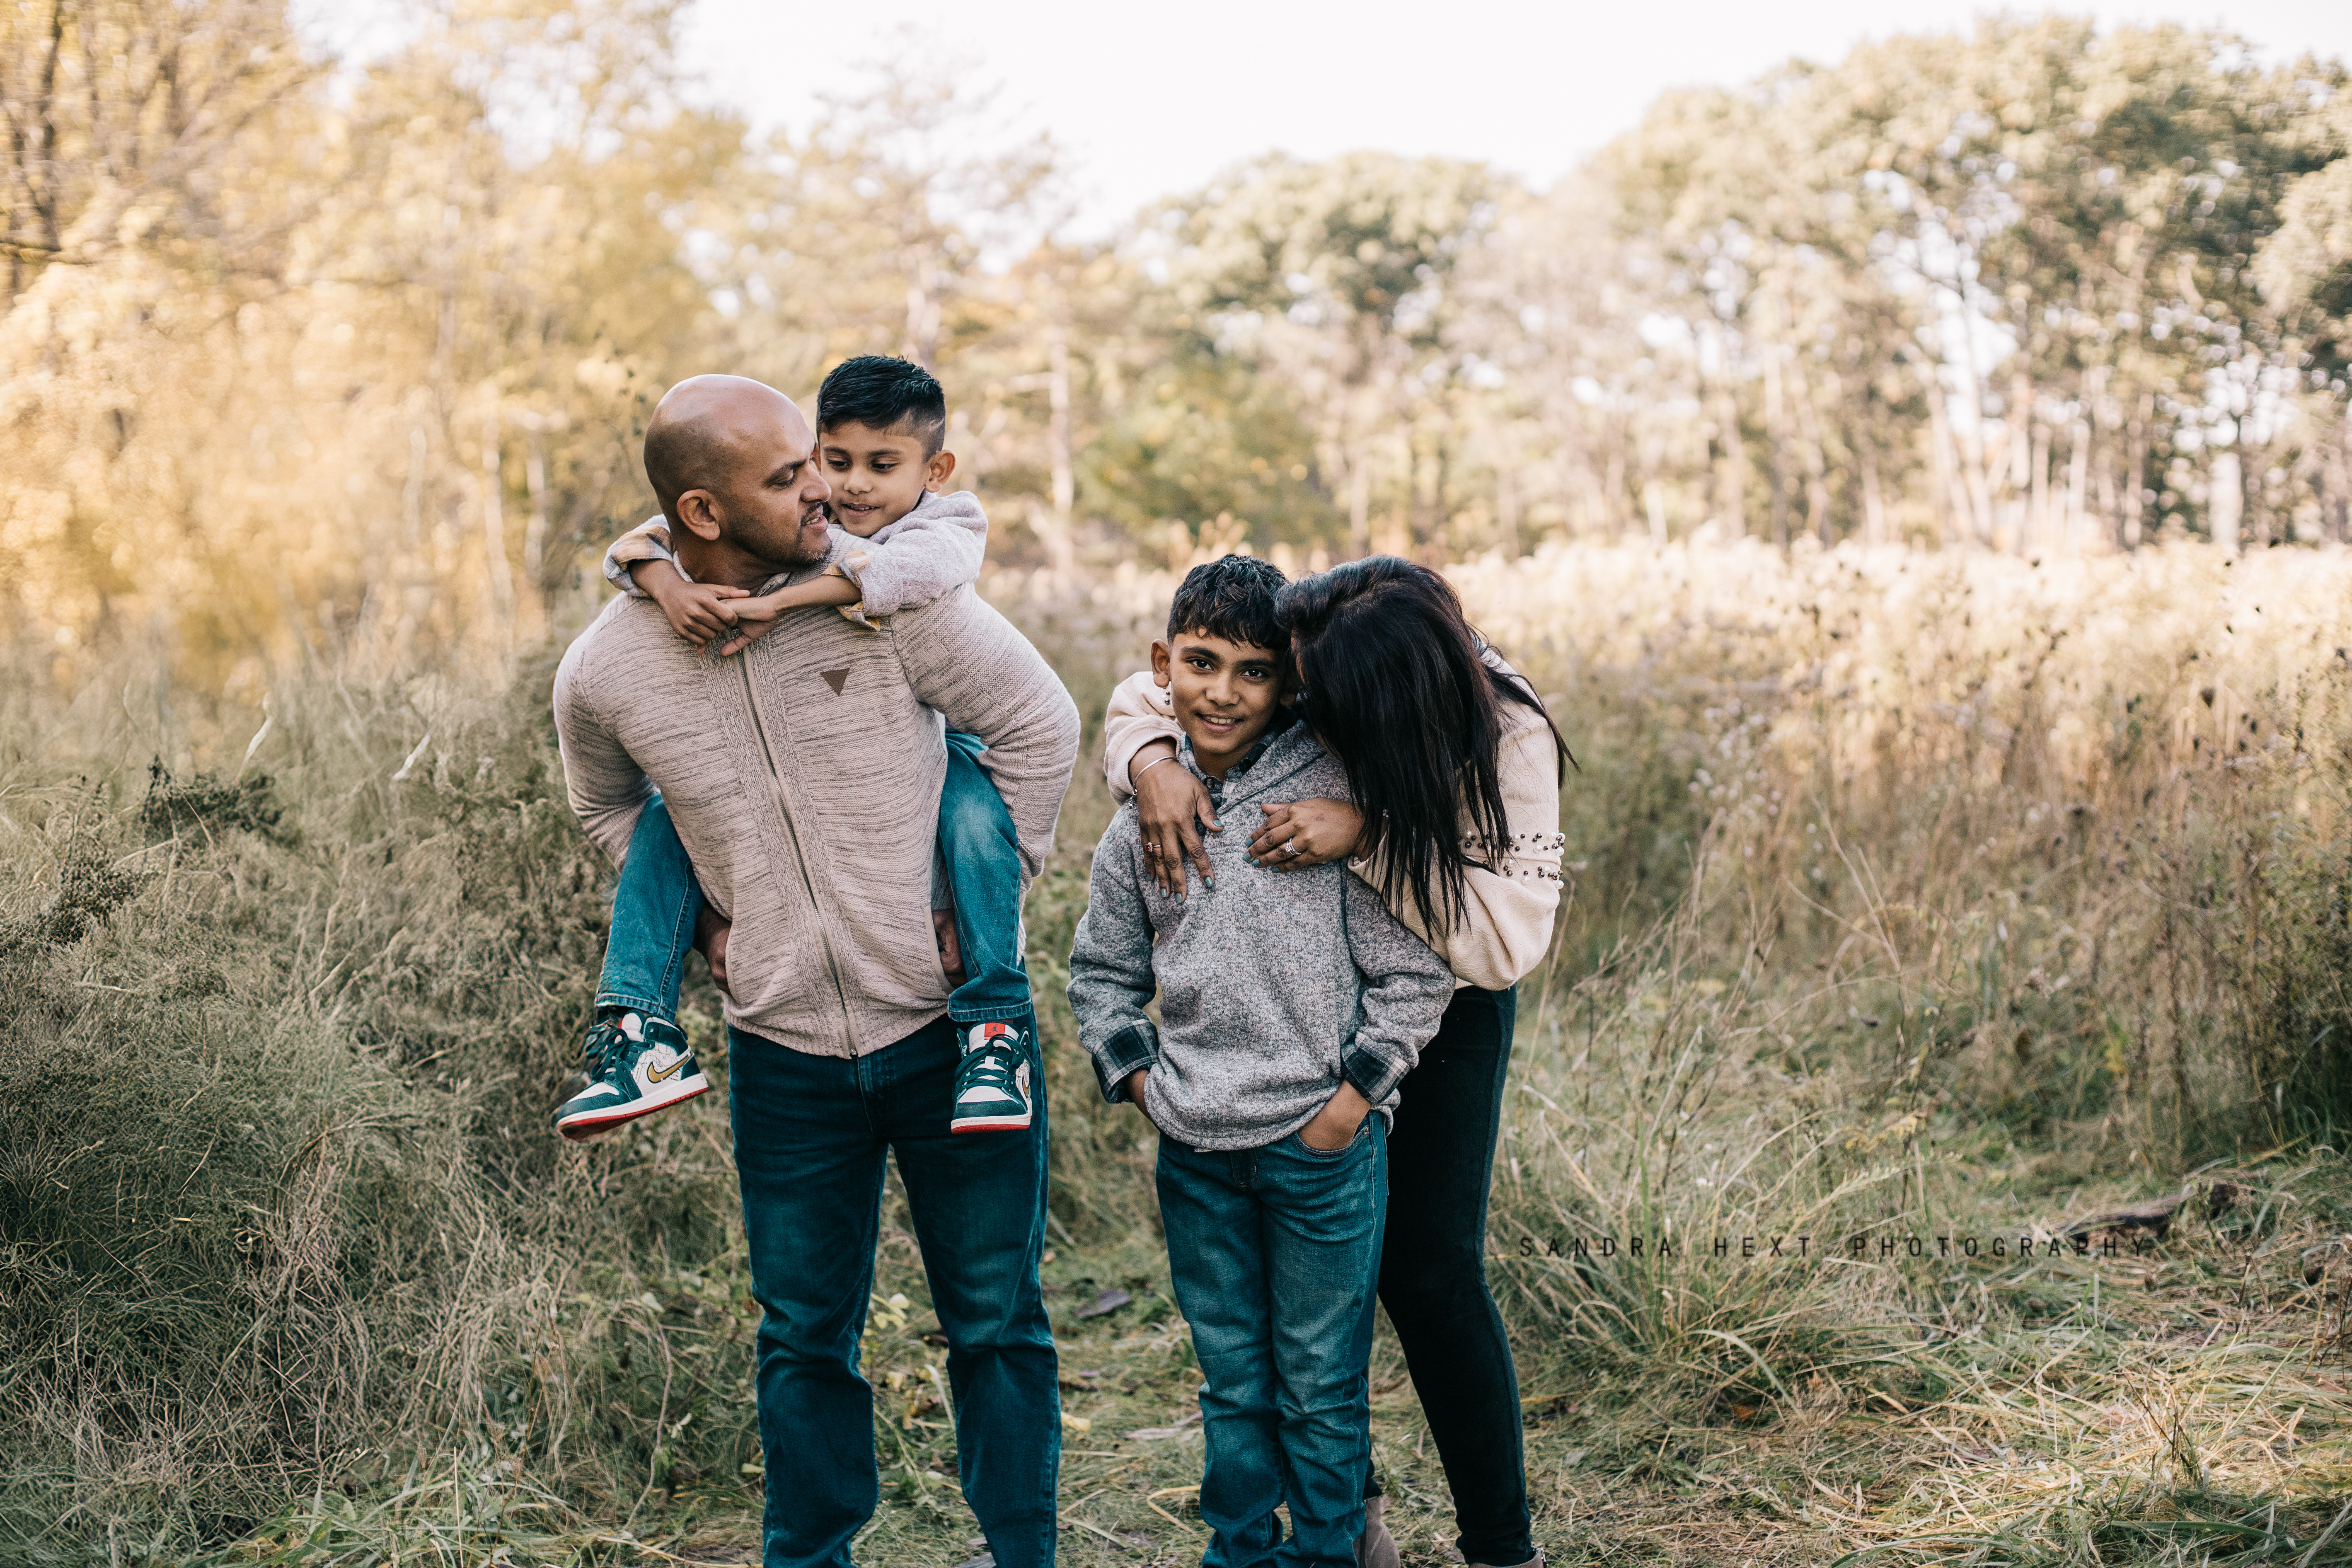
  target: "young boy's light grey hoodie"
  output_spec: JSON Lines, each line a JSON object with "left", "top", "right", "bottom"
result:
{"left": 1066, "top": 720, "right": 1455, "bottom": 1152}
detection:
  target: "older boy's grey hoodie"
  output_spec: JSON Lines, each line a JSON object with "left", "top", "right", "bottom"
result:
{"left": 1066, "top": 721, "right": 1455, "bottom": 1152}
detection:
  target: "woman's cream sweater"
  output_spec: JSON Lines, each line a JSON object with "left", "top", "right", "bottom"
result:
{"left": 1101, "top": 657, "right": 1566, "bottom": 991}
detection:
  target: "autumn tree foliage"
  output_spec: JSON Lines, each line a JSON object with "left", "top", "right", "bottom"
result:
{"left": 4, "top": 2, "right": 2351, "bottom": 682}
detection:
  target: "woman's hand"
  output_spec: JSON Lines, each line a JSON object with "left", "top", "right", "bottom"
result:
{"left": 1249, "top": 798, "right": 1366, "bottom": 872}
{"left": 1131, "top": 740, "right": 1219, "bottom": 900}
{"left": 1298, "top": 1082, "right": 1372, "bottom": 1151}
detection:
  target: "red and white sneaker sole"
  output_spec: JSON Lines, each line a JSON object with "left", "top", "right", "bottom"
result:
{"left": 556, "top": 1075, "right": 711, "bottom": 1142}
{"left": 951, "top": 1110, "right": 1033, "bottom": 1134}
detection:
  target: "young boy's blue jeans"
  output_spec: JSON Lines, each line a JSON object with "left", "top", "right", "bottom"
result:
{"left": 1156, "top": 1116, "right": 1388, "bottom": 1568}
{"left": 595, "top": 732, "right": 1030, "bottom": 1025}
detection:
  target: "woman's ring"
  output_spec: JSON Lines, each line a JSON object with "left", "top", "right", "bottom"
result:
{"left": 1283, "top": 838, "right": 1298, "bottom": 857}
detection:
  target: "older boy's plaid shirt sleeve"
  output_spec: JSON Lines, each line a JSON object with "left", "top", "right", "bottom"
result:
{"left": 1338, "top": 872, "right": 1456, "bottom": 1107}
{"left": 1066, "top": 815, "right": 1161, "bottom": 1103}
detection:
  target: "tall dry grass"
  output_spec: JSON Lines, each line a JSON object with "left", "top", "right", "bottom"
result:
{"left": 6, "top": 541, "right": 2352, "bottom": 1562}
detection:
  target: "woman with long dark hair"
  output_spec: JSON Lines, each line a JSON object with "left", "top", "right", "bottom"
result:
{"left": 1103, "top": 556, "right": 1568, "bottom": 1568}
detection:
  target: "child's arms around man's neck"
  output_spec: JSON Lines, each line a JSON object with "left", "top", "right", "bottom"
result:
{"left": 600, "top": 489, "right": 990, "bottom": 654}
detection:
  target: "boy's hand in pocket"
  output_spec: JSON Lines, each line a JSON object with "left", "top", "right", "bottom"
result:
{"left": 1120, "top": 1069, "right": 1160, "bottom": 1135}
{"left": 1299, "top": 1082, "right": 1372, "bottom": 1151}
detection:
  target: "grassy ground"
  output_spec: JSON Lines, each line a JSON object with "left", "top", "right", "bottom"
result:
{"left": 10, "top": 542, "right": 2352, "bottom": 1565}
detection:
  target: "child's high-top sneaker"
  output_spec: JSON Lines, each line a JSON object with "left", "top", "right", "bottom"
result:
{"left": 553, "top": 1007, "right": 709, "bottom": 1142}
{"left": 951, "top": 1020, "right": 1033, "bottom": 1133}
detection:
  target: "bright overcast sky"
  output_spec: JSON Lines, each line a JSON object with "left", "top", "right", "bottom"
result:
{"left": 677, "top": 0, "right": 2352, "bottom": 237}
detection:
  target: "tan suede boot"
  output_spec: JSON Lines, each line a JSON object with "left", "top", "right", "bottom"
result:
{"left": 1354, "top": 1495, "right": 1401, "bottom": 1568}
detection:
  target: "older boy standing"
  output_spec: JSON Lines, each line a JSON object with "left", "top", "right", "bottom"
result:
{"left": 1067, "top": 556, "right": 1454, "bottom": 1568}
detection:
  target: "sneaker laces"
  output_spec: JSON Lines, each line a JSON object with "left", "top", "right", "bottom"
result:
{"left": 962, "top": 1037, "right": 1025, "bottom": 1093}
{"left": 582, "top": 1013, "right": 631, "bottom": 1079}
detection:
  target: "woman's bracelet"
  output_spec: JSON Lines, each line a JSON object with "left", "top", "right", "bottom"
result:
{"left": 1134, "top": 752, "right": 1182, "bottom": 786}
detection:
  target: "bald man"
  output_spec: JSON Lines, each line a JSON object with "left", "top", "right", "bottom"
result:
{"left": 553, "top": 375, "right": 1079, "bottom": 1568}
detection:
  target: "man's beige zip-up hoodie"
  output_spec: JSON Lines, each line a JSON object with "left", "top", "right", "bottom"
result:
{"left": 553, "top": 544, "right": 1080, "bottom": 1058}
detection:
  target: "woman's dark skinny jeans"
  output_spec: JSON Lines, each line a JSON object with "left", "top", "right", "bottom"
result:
{"left": 1366, "top": 984, "right": 1533, "bottom": 1567}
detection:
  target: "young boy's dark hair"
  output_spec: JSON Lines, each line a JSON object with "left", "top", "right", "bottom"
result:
{"left": 1168, "top": 554, "right": 1287, "bottom": 651}
{"left": 818, "top": 354, "right": 948, "bottom": 453}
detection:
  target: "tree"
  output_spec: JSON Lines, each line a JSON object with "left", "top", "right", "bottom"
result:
{"left": 1150, "top": 153, "right": 1500, "bottom": 554}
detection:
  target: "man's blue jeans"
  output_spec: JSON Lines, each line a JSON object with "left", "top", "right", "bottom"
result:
{"left": 1157, "top": 1118, "right": 1388, "bottom": 1568}
{"left": 596, "top": 739, "right": 1029, "bottom": 1025}
{"left": 730, "top": 1015, "right": 1059, "bottom": 1568}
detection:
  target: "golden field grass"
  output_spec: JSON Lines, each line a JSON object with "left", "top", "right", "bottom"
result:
{"left": 8, "top": 540, "right": 2352, "bottom": 1566}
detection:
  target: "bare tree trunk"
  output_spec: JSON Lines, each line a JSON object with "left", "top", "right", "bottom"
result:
{"left": 1551, "top": 392, "right": 1596, "bottom": 538}
{"left": 1953, "top": 368, "right": 1995, "bottom": 547}
{"left": 523, "top": 422, "right": 549, "bottom": 590}
{"left": 1793, "top": 357, "right": 1832, "bottom": 545}
{"left": 1413, "top": 422, "right": 1443, "bottom": 552}
{"left": 2244, "top": 434, "right": 2270, "bottom": 549}
{"left": 2066, "top": 417, "right": 2089, "bottom": 552}
{"left": 1497, "top": 452, "right": 1522, "bottom": 557}
{"left": 1347, "top": 439, "right": 1371, "bottom": 556}
{"left": 2211, "top": 439, "right": 2243, "bottom": 557}
{"left": 2096, "top": 419, "right": 2118, "bottom": 545}
{"left": 518, "top": 418, "right": 550, "bottom": 644}
{"left": 480, "top": 409, "right": 513, "bottom": 643}
{"left": 3, "top": 0, "right": 68, "bottom": 298}
{"left": 1020, "top": 313, "right": 1077, "bottom": 576}
{"left": 1918, "top": 361, "right": 1958, "bottom": 547}
{"left": 2335, "top": 415, "right": 2352, "bottom": 544}
{"left": 1860, "top": 439, "right": 1887, "bottom": 545}
{"left": 1602, "top": 417, "right": 1628, "bottom": 538}
{"left": 902, "top": 247, "right": 941, "bottom": 367}
{"left": 2124, "top": 393, "right": 2151, "bottom": 549}
{"left": 1704, "top": 329, "right": 1747, "bottom": 537}
{"left": 2028, "top": 418, "right": 2050, "bottom": 554}
{"left": 1762, "top": 346, "right": 1791, "bottom": 544}
{"left": 2001, "top": 371, "right": 2033, "bottom": 551}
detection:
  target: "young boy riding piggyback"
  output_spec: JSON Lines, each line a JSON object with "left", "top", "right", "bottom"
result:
{"left": 551, "top": 356, "right": 1038, "bottom": 1140}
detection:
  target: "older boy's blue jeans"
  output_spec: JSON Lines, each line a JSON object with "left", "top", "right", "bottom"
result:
{"left": 595, "top": 736, "right": 1030, "bottom": 1024}
{"left": 1157, "top": 1117, "right": 1388, "bottom": 1568}
{"left": 730, "top": 1015, "right": 1059, "bottom": 1568}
